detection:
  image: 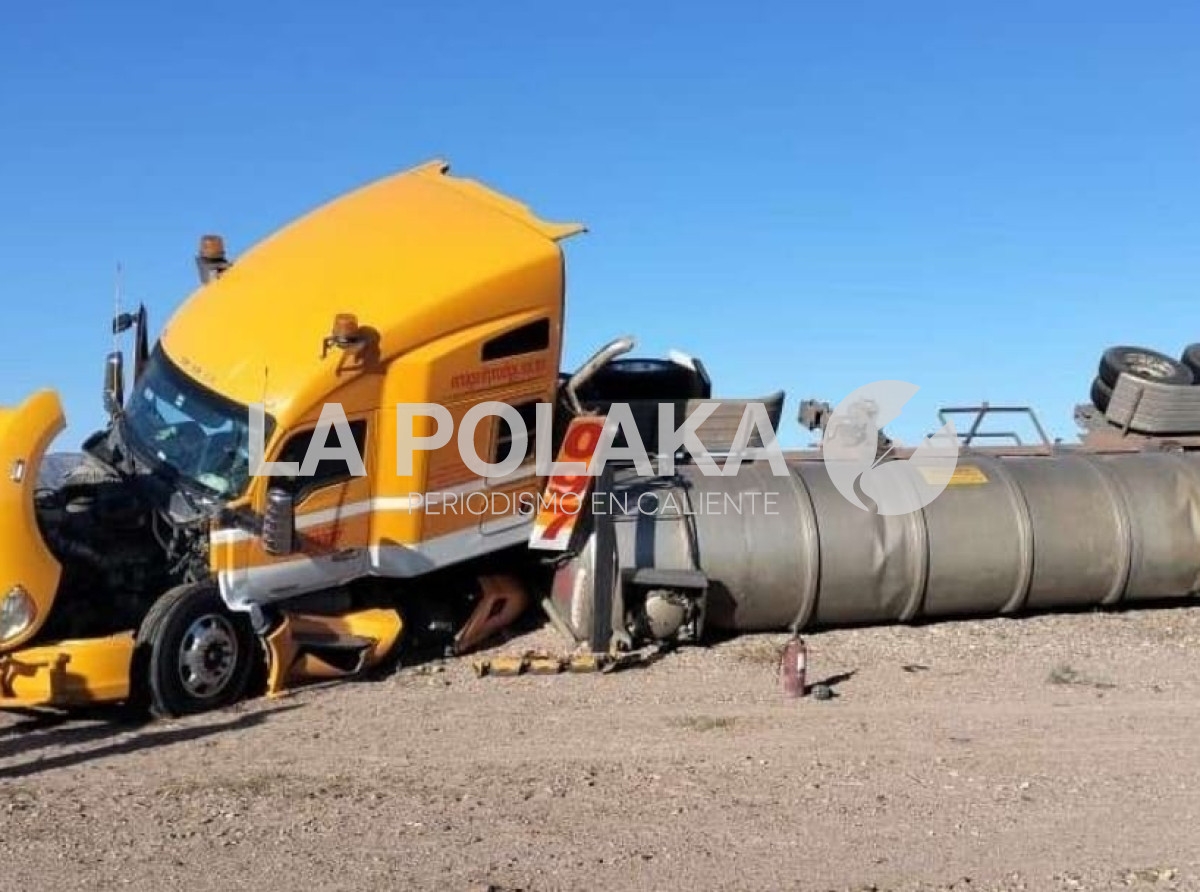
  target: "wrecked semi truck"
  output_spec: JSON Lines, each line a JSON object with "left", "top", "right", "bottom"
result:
{"left": 4, "top": 160, "right": 1200, "bottom": 716}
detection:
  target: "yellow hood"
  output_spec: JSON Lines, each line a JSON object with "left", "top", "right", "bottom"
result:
{"left": 0, "top": 390, "right": 65, "bottom": 650}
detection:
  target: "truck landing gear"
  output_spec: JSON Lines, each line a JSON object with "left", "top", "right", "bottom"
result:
{"left": 134, "top": 582, "right": 258, "bottom": 718}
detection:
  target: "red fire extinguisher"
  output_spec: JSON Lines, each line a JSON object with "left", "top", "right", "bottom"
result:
{"left": 780, "top": 635, "right": 807, "bottom": 698}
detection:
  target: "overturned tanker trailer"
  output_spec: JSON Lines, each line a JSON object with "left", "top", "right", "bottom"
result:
{"left": 6, "top": 161, "right": 1200, "bottom": 714}
{"left": 547, "top": 357, "right": 1200, "bottom": 653}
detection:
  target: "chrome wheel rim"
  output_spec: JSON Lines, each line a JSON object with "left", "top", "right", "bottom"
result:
{"left": 176, "top": 614, "right": 239, "bottom": 699}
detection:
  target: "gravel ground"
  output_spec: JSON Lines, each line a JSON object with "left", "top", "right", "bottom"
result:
{"left": 3, "top": 607, "right": 1200, "bottom": 891}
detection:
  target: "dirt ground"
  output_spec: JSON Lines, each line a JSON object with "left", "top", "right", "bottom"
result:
{"left": 3, "top": 608, "right": 1200, "bottom": 892}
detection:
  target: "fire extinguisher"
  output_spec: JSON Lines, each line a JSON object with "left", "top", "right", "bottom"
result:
{"left": 780, "top": 635, "right": 807, "bottom": 699}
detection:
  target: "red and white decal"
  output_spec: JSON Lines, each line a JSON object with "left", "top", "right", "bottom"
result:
{"left": 528, "top": 415, "right": 605, "bottom": 551}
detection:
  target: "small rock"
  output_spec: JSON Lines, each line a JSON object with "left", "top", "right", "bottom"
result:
{"left": 811, "top": 684, "right": 834, "bottom": 701}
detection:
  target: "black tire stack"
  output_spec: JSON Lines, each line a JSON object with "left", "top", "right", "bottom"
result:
{"left": 1090, "top": 346, "right": 1195, "bottom": 413}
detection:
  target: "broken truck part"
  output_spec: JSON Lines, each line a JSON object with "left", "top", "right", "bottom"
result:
{"left": 4, "top": 159, "right": 1200, "bottom": 716}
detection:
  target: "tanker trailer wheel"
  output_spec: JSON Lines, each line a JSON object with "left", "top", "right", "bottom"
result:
{"left": 1090, "top": 376, "right": 1113, "bottom": 413}
{"left": 1099, "top": 346, "right": 1193, "bottom": 388}
{"left": 134, "top": 582, "right": 257, "bottom": 718}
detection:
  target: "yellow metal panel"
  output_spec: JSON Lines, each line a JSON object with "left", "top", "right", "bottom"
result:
{"left": 424, "top": 163, "right": 586, "bottom": 241}
{"left": 372, "top": 309, "right": 559, "bottom": 549}
{"left": 0, "top": 389, "right": 66, "bottom": 650}
{"left": 264, "top": 608, "right": 403, "bottom": 696}
{"left": 0, "top": 634, "right": 133, "bottom": 708}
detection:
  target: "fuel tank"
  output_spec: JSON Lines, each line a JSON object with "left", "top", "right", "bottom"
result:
{"left": 550, "top": 450, "right": 1200, "bottom": 646}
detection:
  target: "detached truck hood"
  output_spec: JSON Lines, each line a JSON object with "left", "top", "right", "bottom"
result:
{"left": 0, "top": 390, "right": 65, "bottom": 650}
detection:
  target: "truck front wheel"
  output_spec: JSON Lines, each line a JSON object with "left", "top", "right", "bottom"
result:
{"left": 135, "top": 582, "right": 258, "bottom": 718}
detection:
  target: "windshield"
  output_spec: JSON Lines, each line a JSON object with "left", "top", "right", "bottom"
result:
{"left": 122, "top": 348, "right": 270, "bottom": 498}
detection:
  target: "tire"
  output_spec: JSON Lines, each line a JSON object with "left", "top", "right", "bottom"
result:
{"left": 1181, "top": 344, "right": 1200, "bottom": 380}
{"left": 1090, "top": 376, "right": 1113, "bottom": 413}
{"left": 577, "top": 357, "right": 710, "bottom": 403}
{"left": 1099, "top": 346, "right": 1193, "bottom": 388}
{"left": 135, "top": 582, "right": 257, "bottom": 718}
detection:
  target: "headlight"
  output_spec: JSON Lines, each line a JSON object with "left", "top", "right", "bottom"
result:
{"left": 0, "top": 585, "right": 36, "bottom": 642}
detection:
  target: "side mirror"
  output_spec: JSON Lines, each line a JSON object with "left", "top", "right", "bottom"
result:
{"left": 262, "top": 487, "right": 295, "bottom": 556}
{"left": 103, "top": 351, "right": 125, "bottom": 418}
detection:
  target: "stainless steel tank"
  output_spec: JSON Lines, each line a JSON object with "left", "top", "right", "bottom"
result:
{"left": 550, "top": 450, "right": 1200, "bottom": 646}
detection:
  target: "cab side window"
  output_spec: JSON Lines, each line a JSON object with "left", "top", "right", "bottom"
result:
{"left": 482, "top": 318, "right": 550, "bottom": 361}
{"left": 272, "top": 420, "right": 368, "bottom": 498}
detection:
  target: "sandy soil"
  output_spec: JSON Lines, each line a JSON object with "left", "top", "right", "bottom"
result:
{"left": 3, "top": 607, "right": 1200, "bottom": 891}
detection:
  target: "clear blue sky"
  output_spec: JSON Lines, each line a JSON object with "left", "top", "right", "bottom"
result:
{"left": 2, "top": 1, "right": 1197, "bottom": 446}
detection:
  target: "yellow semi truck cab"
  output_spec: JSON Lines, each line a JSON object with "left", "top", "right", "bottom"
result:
{"left": 0, "top": 160, "right": 598, "bottom": 714}
{"left": 175, "top": 160, "right": 582, "bottom": 608}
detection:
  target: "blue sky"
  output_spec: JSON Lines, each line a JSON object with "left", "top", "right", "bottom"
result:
{"left": 2, "top": 1, "right": 1197, "bottom": 446}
